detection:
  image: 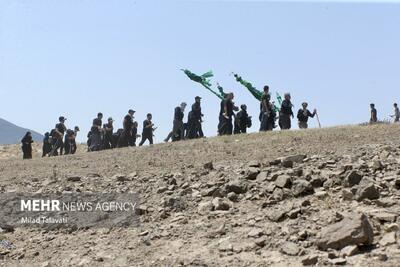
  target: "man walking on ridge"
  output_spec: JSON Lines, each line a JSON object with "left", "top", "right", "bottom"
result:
{"left": 297, "top": 102, "right": 317, "bottom": 129}
{"left": 165, "top": 102, "right": 187, "bottom": 142}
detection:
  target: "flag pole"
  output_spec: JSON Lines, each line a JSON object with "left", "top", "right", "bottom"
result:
{"left": 316, "top": 112, "right": 322, "bottom": 128}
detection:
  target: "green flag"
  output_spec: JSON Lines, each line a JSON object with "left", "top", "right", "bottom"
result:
{"left": 216, "top": 83, "right": 227, "bottom": 99}
{"left": 233, "top": 73, "right": 263, "bottom": 101}
{"left": 182, "top": 69, "right": 224, "bottom": 100}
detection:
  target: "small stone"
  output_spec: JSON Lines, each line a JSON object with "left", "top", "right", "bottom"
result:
{"left": 0, "top": 224, "right": 14, "bottom": 233}
{"left": 67, "top": 176, "right": 81, "bottom": 182}
{"left": 267, "top": 210, "right": 286, "bottom": 222}
{"left": 203, "top": 161, "right": 214, "bottom": 170}
{"left": 292, "top": 179, "right": 314, "bottom": 197}
{"left": 344, "top": 171, "right": 362, "bottom": 187}
{"left": 355, "top": 182, "right": 380, "bottom": 201}
{"left": 317, "top": 213, "right": 374, "bottom": 250}
{"left": 341, "top": 189, "right": 353, "bottom": 201}
{"left": 113, "top": 174, "right": 129, "bottom": 182}
{"left": 248, "top": 161, "right": 260, "bottom": 168}
{"left": 280, "top": 242, "right": 300, "bottom": 256}
{"left": 254, "top": 237, "right": 266, "bottom": 247}
{"left": 197, "top": 202, "right": 213, "bottom": 214}
{"left": 247, "top": 228, "right": 264, "bottom": 238}
{"left": 212, "top": 198, "right": 231, "bottom": 211}
{"left": 227, "top": 192, "right": 238, "bottom": 202}
{"left": 310, "top": 177, "right": 323, "bottom": 188}
{"left": 275, "top": 175, "right": 292, "bottom": 188}
{"left": 283, "top": 154, "right": 307, "bottom": 163}
{"left": 372, "top": 160, "right": 384, "bottom": 171}
{"left": 244, "top": 167, "right": 260, "bottom": 180}
{"left": 281, "top": 160, "right": 294, "bottom": 168}
{"left": 225, "top": 179, "right": 248, "bottom": 194}
{"left": 340, "top": 245, "right": 359, "bottom": 257}
{"left": 379, "top": 232, "right": 396, "bottom": 247}
{"left": 328, "top": 258, "right": 347, "bottom": 265}
{"left": 301, "top": 255, "right": 318, "bottom": 266}
{"left": 218, "top": 239, "right": 233, "bottom": 252}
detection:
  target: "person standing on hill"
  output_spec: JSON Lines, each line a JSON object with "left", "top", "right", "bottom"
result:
{"left": 259, "top": 86, "right": 271, "bottom": 129}
{"left": 164, "top": 102, "right": 187, "bottom": 142}
{"left": 103, "top": 117, "right": 114, "bottom": 149}
{"left": 370, "top": 103, "right": 378, "bottom": 124}
{"left": 21, "top": 132, "right": 33, "bottom": 159}
{"left": 64, "top": 127, "right": 79, "bottom": 155}
{"left": 279, "top": 93, "right": 294, "bottom": 130}
{"left": 297, "top": 102, "right": 317, "bottom": 129}
{"left": 191, "top": 96, "right": 204, "bottom": 138}
{"left": 218, "top": 92, "right": 235, "bottom": 135}
{"left": 139, "top": 113, "right": 155, "bottom": 146}
{"left": 89, "top": 112, "right": 103, "bottom": 151}
{"left": 50, "top": 116, "right": 67, "bottom": 156}
{"left": 130, "top": 121, "right": 140, "bottom": 146}
{"left": 118, "top": 109, "right": 135, "bottom": 148}
{"left": 391, "top": 103, "right": 399, "bottom": 123}
{"left": 234, "top": 104, "right": 252, "bottom": 134}
{"left": 42, "top": 132, "right": 52, "bottom": 157}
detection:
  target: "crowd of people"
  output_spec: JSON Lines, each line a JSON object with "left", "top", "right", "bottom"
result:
{"left": 19, "top": 87, "right": 400, "bottom": 159}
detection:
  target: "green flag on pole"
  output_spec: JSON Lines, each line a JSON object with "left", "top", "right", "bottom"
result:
{"left": 233, "top": 73, "right": 263, "bottom": 101}
{"left": 182, "top": 69, "right": 224, "bottom": 100}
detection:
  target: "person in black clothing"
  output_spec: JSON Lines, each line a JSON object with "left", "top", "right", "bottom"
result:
{"left": 112, "top": 129, "right": 124, "bottom": 148}
{"left": 370, "top": 103, "right": 378, "bottom": 124}
{"left": 165, "top": 102, "right": 187, "bottom": 142}
{"left": 259, "top": 85, "right": 271, "bottom": 122}
{"left": 234, "top": 104, "right": 252, "bottom": 134}
{"left": 279, "top": 93, "right": 294, "bottom": 130}
{"left": 64, "top": 126, "right": 79, "bottom": 155}
{"left": 191, "top": 96, "right": 204, "bottom": 138}
{"left": 21, "top": 132, "right": 33, "bottom": 159}
{"left": 42, "top": 132, "right": 52, "bottom": 157}
{"left": 89, "top": 112, "right": 103, "bottom": 151}
{"left": 218, "top": 93, "right": 235, "bottom": 135}
{"left": 297, "top": 102, "right": 316, "bottom": 129}
{"left": 51, "top": 116, "right": 67, "bottom": 156}
{"left": 103, "top": 117, "right": 114, "bottom": 149}
{"left": 260, "top": 86, "right": 277, "bottom": 131}
{"left": 118, "top": 109, "right": 135, "bottom": 148}
{"left": 139, "top": 113, "right": 155, "bottom": 146}
{"left": 130, "top": 121, "right": 140, "bottom": 146}
{"left": 186, "top": 111, "right": 198, "bottom": 139}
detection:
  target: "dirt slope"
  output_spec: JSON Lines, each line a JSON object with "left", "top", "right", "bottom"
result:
{"left": 0, "top": 124, "right": 399, "bottom": 266}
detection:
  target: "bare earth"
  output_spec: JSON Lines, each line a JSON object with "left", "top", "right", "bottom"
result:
{"left": 0, "top": 124, "right": 400, "bottom": 266}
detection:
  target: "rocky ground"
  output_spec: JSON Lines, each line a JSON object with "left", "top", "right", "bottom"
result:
{"left": 0, "top": 124, "right": 400, "bottom": 266}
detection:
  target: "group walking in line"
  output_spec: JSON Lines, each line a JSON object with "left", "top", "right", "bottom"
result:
{"left": 20, "top": 69, "right": 400, "bottom": 159}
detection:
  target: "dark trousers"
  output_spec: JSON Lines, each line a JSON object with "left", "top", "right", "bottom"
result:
{"left": 139, "top": 135, "right": 153, "bottom": 146}
{"left": 279, "top": 113, "right": 292, "bottom": 130}
{"left": 22, "top": 145, "right": 32, "bottom": 159}
{"left": 165, "top": 120, "right": 184, "bottom": 142}
{"left": 219, "top": 115, "right": 233, "bottom": 135}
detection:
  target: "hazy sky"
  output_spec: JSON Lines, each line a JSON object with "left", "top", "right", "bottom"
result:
{"left": 0, "top": 0, "right": 399, "bottom": 143}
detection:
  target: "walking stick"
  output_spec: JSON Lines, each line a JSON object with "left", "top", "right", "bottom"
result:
{"left": 316, "top": 112, "right": 322, "bottom": 128}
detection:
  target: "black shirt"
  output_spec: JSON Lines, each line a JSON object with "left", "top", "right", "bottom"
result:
{"left": 236, "top": 110, "right": 249, "bottom": 128}
{"left": 220, "top": 99, "right": 234, "bottom": 117}
{"left": 93, "top": 118, "right": 102, "bottom": 127}
{"left": 142, "top": 120, "right": 153, "bottom": 136}
{"left": 55, "top": 123, "right": 66, "bottom": 135}
{"left": 174, "top": 107, "right": 184, "bottom": 121}
{"left": 260, "top": 93, "right": 271, "bottom": 111}
{"left": 192, "top": 102, "right": 202, "bottom": 120}
{"left": 123, "top": 115, "right": 133, "bottom": 131}
{"left": 280, "top": 100, "right": 293, "bottom": 116}
{"left": 371, "top": 108, "right": 377, "bottom": 122}
{"left": 297, "top": 109, "right": 315, "bottom": 123}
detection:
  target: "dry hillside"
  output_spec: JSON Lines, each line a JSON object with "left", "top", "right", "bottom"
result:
{"left": 0, "top": 124, "right": 400, "bottom": 266}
